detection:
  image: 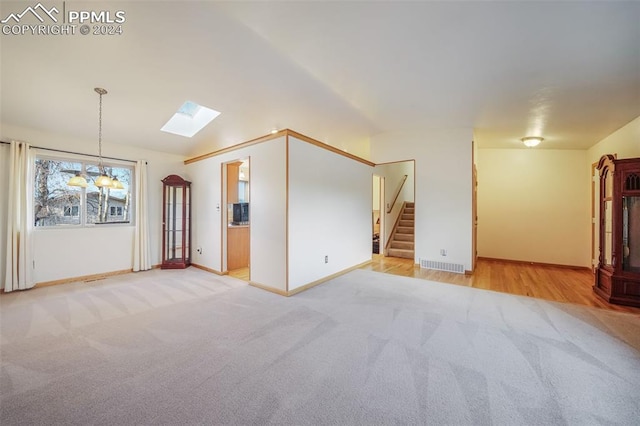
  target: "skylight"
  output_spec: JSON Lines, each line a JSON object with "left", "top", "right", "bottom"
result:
{"left": 161, "top": 101, "right": 220, "bottom": 138}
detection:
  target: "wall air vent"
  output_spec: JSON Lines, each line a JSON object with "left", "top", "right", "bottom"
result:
{"left": 420, "top": 259, "right": 464, "bottom": 274}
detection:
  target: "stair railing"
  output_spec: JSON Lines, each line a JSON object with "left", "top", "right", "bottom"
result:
{"left": 386, "top": 174, "right": 408, "bottom": 213}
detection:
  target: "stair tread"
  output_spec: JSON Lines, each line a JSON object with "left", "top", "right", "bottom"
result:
{"left": 391, "top": 243, "right": 414, "bottom": 249}
{"left": 388, "top": 248, "right": 415, "bottom": 259}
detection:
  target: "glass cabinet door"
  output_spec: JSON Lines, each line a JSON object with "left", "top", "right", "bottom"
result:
{"left": 165, "top": 185, "right": 173, "bottom": 261}
{"left": 184, "top": 185, "right": 190, "bottom": 263}
{"left": 623, "top": 196, "right": 639, "bottom": 272}
{"left": 603, "top": 169, "right": 613, "bottom": 267}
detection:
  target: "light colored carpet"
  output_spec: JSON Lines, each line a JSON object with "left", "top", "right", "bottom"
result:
{"left": 1, "top": 268, "right": 639, "bottom": 425}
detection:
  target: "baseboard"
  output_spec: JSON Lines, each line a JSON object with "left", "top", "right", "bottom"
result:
{"left": 286, "top": 260, "right": 372, "bottom": 296}
{"left": 246, "top": 261, "right": 372, "bottom": 297}
{"left": 35, "top": 268, "right": 133, "bottom": 288}
{"left": 477, "top": 257, "right": 591, "bottom": 271}
{"left": 248, "top": 281, "right": 288, "bottom": 296}
{"left": 191, "top": 263, "right": 224, "bottom": 275}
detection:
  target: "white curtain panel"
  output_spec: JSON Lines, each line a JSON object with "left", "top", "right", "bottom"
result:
{"left": 4, "top": 141, "right": 35, "bottom": 292}
{"left": 133, "top": 160, "right": 151, "bottom": 271}
{"left": 0, "top": 143, "right": 10, "bottom": 290}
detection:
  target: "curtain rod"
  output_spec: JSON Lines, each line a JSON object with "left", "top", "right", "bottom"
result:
{"left": 0, "top": 140, "right": 143, "bottom": 164}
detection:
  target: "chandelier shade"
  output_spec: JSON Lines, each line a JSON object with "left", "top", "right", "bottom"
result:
{"left": 95, "top": 174, "right": 114, "bottom": 187}
{"left": 111, "top": 176, "right": 125, "bottom": 189}
{"left": 67, "top": 172, "right": 88, "bottom": 187}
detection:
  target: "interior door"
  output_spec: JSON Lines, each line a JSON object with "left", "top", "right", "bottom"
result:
{"left": 372, "top": 175, "right": 384, "bottom": 255}
{"left": 472, "top": 165, "right": 478, "bottom": 271}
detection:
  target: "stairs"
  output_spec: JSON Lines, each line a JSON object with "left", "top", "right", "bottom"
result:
{"left": 387, "top": 202, "right": 414, "bottom": 260}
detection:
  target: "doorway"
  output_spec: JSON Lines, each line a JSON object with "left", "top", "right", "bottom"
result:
{"left": 225, "top": 158, "right": 250, "bottom": 280}
{"left": 373, "top": 160, "right": 415, "bottom": 259}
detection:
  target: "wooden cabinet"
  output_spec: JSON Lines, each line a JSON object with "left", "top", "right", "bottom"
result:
{"left": 161, "top": 174, "right": 191, "bottom": 269}
{"left": 594, "top": 155, "right": 640, "bottom": 307}
{"left": 227, "top": 226, "right": 249, "bottom": 270}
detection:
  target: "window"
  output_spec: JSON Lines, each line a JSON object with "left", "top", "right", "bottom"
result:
{"left": 238, "top": 181, "right": 249, "bottom": 203}
{"left": 85, "top": 164, "right": 132, "bottom": 224}
{"left": 64, "top": 205, "right": 80, "bottom": 217}
{"left": 34, "top": 157, "right": 134, "bottom": 227}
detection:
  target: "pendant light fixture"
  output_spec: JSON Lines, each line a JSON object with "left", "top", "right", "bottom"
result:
{"left": 67, "top": 171, "right": 88, "bottom": 187}
{"left": 111, "top": 176, "right": 125, "bottom": 189}
{"left": 94, "top": 87, "right": 114, "bottom": 188}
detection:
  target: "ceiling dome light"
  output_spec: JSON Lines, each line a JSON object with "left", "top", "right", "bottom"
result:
{"left": 522, "top": 136, "right": 543, "bottom": 147}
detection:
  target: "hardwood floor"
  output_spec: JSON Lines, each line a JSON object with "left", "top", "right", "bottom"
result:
{"left": 362, "top": 255, "right": 640, "bottom": 314}
{"left": 228, "top": 267, "right": 250, "bottom": 281}
{"left": 227, "top": 256, "right": 639, "bottom": 314}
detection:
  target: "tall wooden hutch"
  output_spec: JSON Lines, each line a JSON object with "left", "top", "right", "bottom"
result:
{"left": 161, "top": 174, "right": 191, "bottom": 269}
{"left": 594, "top": 155, "right": 640, "bottom": 307}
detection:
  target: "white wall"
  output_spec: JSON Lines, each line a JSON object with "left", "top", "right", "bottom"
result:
{"left": 288, "top": 137, "right": 372, "bottom": 290}
{"left": 370, "top": 129, "right": 473, "bottom": 271}
{"left": 33, "top": 227, "right": 135, "bottom": 283}
{"left": 587, "top": 116, "right": 640, "bottom": 163}
{"left": 0, "top": 143, "right": 10, "bottom": 287}
{"left": 477, "top": 149, "right": 590, "bottom": 267}
{"left": 374, "top": 161, "right": 415, "bottom": 245}
{"left": 187, "top": 137, "right": 287, "bottom": 292}
{"left": 0, "top": 124, "right": 186, "bottom": 283}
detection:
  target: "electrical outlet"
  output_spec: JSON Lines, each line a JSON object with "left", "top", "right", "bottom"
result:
{"left": 325, "top": 255, "right": 328, "bottom": 264}
{"left": 440, "top": 249, "right": 447, "bottom": 256}
{"left": 197, "top": 247, "right": 202, "bottom": 254}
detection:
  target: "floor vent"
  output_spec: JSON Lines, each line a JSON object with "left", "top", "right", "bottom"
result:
{"left": 420, "top": 259, "right": 464, "bottom": 274}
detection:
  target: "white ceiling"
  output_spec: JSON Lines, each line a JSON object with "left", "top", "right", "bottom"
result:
{"left": 1, "top": 1, "right": 639, "bottom": 158}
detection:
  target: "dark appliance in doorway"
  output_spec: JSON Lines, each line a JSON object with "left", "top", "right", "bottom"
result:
{"left": 232, "top": 202, "right": 249, "bottom": 225}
